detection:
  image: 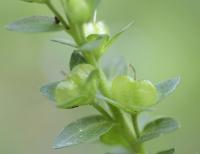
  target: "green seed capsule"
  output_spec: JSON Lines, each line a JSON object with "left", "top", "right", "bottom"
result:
{"left": 55, "top": 79, "right": 84, "bottom": 108}
{"left": 55, "top": 64, "right": 96, "bottom": 109}
{"left": 111, "top": 76, "right": 157, "bottom": 112}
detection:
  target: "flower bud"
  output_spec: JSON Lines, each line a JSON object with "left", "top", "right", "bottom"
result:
{"left": 83, "top": 21, "right": 110, "bottom": 38}
{"left": 66, "top": 0, "right": 96, "bottom": 23}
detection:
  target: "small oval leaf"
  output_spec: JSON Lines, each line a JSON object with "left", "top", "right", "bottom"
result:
{"left": 156, "top": 77, "right": 180, "bottom": 102}
{"left": 139, "top": 117, "right": 180, "bottom": 143}
{"left": 53, "top": 115, "right": 113, "bottom": 149}
{"left": 40, "top": 81, "right": 60, "bottom": 102}
{"left": 6, "top": 16, "right": 63, "bottom": 33}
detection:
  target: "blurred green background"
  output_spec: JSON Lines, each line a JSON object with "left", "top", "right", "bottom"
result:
{"left": 0, "top": 0, "right": 199, "bottom": 154}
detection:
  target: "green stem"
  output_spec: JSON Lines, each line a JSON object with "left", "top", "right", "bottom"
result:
{"left": 132, "top": 113, "right": 140, "bottom": 138}
{"left": 46, "top": 1, "right": 70, "bottom": 30}
{"left": 132, "top": 113, "right": 146, "bottom": 154}
{"left": 73, "top": 24, "right": 86, "bottom": 45}
{"left": 93, "top": 103, "right": 113, "bottom": 121}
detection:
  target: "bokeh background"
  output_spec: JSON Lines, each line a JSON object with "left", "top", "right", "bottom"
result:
{"left": 0, "top": 0, "right": 199, "bottom": 154}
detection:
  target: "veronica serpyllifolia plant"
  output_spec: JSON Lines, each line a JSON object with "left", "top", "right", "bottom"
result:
{"left": 6, "top": 0, "right": 181, "bottom": 154}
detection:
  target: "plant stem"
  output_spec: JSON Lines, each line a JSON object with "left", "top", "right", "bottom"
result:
{"left": 93, "top": 103, "right": 113, "bottom": 121}
{"left": 46, "top": 1, "right": 70, "bottom": 30}
{"left": 132, "top": 113, "right": 140, "bottom": 138}
{"left": 132, "top": 113, "right": 146, "bottom": 154}
{"left": 73, "top": 24, "right": 86, "bottom": 45}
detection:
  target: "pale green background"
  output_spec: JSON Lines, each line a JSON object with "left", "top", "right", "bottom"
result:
{"left": 0, "top": 0, "right": 199, "bottom": 154}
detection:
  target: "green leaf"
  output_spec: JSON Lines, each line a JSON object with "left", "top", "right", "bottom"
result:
{"left": 70, "top": 51, "right": 87, "bottom": 70}
{"left": 40, "top": 81, "right": 60, "bottom": 102}
{"left": 156, "top": 77, "right": 180, "bottom": 102}
{"left": 51, "top": 38, "right": 78, "bottom": 48}
{"left": 53, "top": 115, "right": 113, "bottom": 149}
{"left": 139, "top": 117, "right": 180, "bottom": 143}
{"left": 21, "top": 0, "right": 47, "bottom": 4}
{"left": 6, "top": 16, "right": 63, "bottom": 33}
{"left": 105, "top": 21, "right": 134, "bottom": 48}
{"left": 157, "top": 148, "right": 175, "bottom": 154}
